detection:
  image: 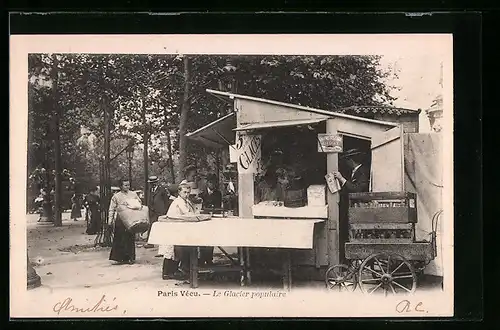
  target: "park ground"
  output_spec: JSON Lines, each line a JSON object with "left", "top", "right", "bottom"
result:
{"left": 25, "top": 211, "right": 442, "bottom": 297}
{"left": 26, "top": 211, "right": 296, "bottom": 294}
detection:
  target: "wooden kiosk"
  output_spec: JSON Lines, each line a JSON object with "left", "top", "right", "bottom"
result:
{"left": 185, "top": 90, "right": 407, "bottom": 280}
{"left": 150, "top": 89, "right": 409, "bottom": 289}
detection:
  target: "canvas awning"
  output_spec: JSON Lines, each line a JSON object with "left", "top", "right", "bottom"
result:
{"left": 233, "top": 118, "right": 327, "bottom": 131}
{"left": 185, "top": 112, "right": 236, "bottom": 148}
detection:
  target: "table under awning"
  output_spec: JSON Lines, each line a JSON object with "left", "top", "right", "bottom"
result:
{"left": 148, "top": 217, "right": 323, "bottom": 249}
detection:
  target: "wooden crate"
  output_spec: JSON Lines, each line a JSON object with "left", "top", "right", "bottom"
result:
{"left": 348, "top": 191, "right": 417, "bottom": 223}
{"left": 344, "top": 242, "right": 435, "bottom": 262}
{"left": 348, "top": 222, "right": 415, "bottom": 243}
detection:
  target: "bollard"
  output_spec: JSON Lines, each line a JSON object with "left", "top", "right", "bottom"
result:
{"left": 27, "top": 255, "right": 41, "bottom": 289}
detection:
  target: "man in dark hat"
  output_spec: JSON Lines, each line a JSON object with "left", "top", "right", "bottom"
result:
{"left": 201, "top": 173, "right": 222, "bottom": 211}
{"left": 333, "top": 149, "right": 370, "bottom": 262}
{"left": 144, "top": 175, "right": 172, "bottom": 249}
{"left": 333, "top": 149, "right": 369, "bottom": 193}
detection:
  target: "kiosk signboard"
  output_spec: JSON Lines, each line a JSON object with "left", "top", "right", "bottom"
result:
{"left": 317, "top": 134, "right": 343, "bottom": 153}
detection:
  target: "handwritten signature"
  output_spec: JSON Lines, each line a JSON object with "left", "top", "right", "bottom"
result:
{"left": 395, "top": 299, "right": 427, "bottom": 313}
{"left": 53, "top": 295, "right": 119, "bottom": 315}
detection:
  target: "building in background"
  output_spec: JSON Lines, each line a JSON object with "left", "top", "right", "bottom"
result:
{"left": 336, "top": 105, "right": 420, "bottom": 133}
{"left": 425, "top": 62, "right": 444, "bottom": 133}
{"left": 380, "top": 55, "right": 444, "bottom": 133}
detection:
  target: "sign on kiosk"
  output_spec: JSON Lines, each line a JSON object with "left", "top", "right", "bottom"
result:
{"left": 231, "top": 132, "right": 262, "bottom": 174}
{"left": 317, "top": 133, "right": 343, "bottom": 153}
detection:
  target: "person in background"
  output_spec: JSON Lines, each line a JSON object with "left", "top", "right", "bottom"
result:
{"left": 84, "top": 185, "right": 101, "bottom": 235}
{"left": 108, "top": 178, "right": 142, "bottom": 265}
{"left": 254, "top": 167, "right": 287, "bottom": 204}
{"left": 199, "top": 173, "right": 222, "bottom": 266}
{"left": 201, "top": 173, "right": 222, "bottom": 210}
{"left": 70, "top": 193, "right": 82, "bottom": 221}
{"left": 332, "top": 149, "right": 370, "bottom": 262}
{"left": 37, "top": 189, "right": 51, "bottom": 222}
{"left": 181, "top": 165, "right": 205, "bottom": 210}
{"left": 144, "top": 176, "right": 172, "bottom": 249}
{"left": 158, "top": 183, "right": 197, "bottom": 280}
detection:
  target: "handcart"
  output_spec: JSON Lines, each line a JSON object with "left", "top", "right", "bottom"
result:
{"left": 325, "top": 192, "right": 441, "bottom": 295}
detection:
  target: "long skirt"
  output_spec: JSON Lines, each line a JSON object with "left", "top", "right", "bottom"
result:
{"left": 71, "top": 203, "right": 82, "bottom": 218}
{"left": 86, "top": 208, "right": 101, "bottom": 235}
{"left": 109, "top": 217, "right": 136, "bottom": 263}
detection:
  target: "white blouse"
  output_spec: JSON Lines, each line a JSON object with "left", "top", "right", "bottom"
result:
{"left": 108, "top": 190, "right": 142, "bottom": 222}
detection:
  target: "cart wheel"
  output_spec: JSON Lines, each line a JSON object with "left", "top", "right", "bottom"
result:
{"left": 358, "top": 253, "right": 417, "bottom": 296}
{"left": 325, "top": 264, "right": 357, "bottom": 292}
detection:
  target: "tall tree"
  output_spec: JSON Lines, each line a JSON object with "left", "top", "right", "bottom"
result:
{"left": 178, "top": 56, "right": 191, "bottom": 177}
{"left": 51, "top": 54, "right": 63, "bottom": 226}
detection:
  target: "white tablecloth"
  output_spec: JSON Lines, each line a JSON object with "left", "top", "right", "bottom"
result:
{"left": 147, "top": 217, "right": 324, "bottom": 249}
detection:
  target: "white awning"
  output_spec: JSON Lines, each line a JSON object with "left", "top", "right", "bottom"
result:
{"left": 148, "top": 217, "right": 324, "bottom": 249}
{"left": 234, "top": 118, "right": 326, "bottom": 132}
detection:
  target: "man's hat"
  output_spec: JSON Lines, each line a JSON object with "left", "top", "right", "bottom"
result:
{"left": 206, "top": 173, "right": 217, "bottom": 182}
{"left": 339, "top": 149, "right": 364, "bottom": 159}
{"left": 184, "top": 165, "right": 197, "bottom": 174}
{"left": 147, "top": 175, "right": 159, "bottom": 183}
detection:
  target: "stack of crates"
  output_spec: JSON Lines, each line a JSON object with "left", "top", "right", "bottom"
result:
{"left": 348, "top": 192, "right": 417, "bottom": 243}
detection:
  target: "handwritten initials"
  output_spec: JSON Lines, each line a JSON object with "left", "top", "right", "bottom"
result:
{"left": 395, "top": 300, "right": 426, "bottom": 313}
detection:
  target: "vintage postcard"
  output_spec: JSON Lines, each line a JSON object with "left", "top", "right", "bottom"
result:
{"left": 10, "top": 34, "right": 453, "bottom": 318}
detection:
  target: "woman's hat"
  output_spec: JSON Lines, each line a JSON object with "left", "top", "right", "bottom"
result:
{"left": 147, "top": 175, "right": 159, "bottom": 183}
{"left": 339, "top": 149, "right": 364, "bottom": 159}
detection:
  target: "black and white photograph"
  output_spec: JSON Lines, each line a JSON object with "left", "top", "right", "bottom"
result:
{"left": 10, "top": 34, "right": 453, "bottom": 317}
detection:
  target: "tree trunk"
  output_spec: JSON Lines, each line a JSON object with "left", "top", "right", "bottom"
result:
{"left": 43, "top": 149, "right": 53, "bottom": 222}
{"left": 178, "top": 56, "right": 191, "bottom": 178}
{"left": 166, "top": 130, "right": 175, "bottom": 183}
{"left": 142, "top": 98, "right": 149, "bottom": 204}
{"left": 163, "top": 102, "right": 176, "bottom": 183}
{"left": 52, "top": 54, "right": 63, "bottom": 227}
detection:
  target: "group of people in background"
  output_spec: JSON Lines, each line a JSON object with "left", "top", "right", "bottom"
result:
{"left": 34, "top": 164, "right": 223, "bottom": 281}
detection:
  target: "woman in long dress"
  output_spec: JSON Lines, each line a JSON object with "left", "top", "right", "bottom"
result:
{"left": 108, "top": 179, "right": 142, "bottom": 265}
{"left": 71, "top": 193, "right": 82, "bottom": 221}
{"left": 159, "top": 183, "right": 197, "bottom": 279}
{"left": 84, "top": 186, "right": 101, "bottom": 235}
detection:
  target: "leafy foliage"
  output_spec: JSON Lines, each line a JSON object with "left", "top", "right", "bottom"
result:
{"left": 27, "top": 53, "right": 396, "bottom": 204}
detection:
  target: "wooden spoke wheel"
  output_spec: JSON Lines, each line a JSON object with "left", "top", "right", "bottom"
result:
{"left": 325, "top": 264, "right": 357, "bottom": 292}
{"left": 358, "top": 253, "right": 417, "bottom": 296}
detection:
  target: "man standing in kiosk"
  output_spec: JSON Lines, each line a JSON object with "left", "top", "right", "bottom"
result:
{"left": 333, "top": 149, "right": 370, "bottom": 262}
{"left": 333, "top": 149, "right": 370, "bottom": 193}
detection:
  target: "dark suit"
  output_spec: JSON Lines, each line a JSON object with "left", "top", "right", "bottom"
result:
{"left": 341, "top": 164, "right": 369, "bottom": 194}
{"left": 201, "top": 189, "right": 222, "bottom": 210}
{"left": 339, "top": 164, "right": 369, "bottom": 262}
{"left": 147, "top": 185, "right": 171, "bottom": 239}
{"left": 199, "top": 188, "right": 222, "bottom": 265}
